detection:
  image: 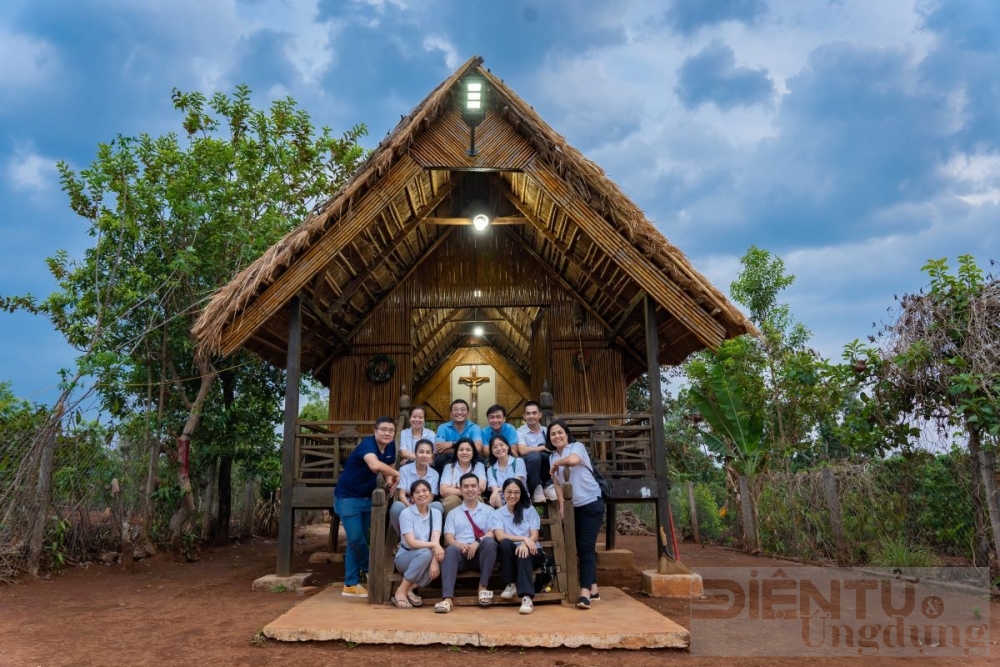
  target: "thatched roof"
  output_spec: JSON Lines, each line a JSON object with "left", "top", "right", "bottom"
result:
{"left": 192, "top": 55, "right": 754, "bottom": 383}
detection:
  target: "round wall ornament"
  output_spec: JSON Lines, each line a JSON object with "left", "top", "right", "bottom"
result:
{"left": 571, "top": 348, "right": 591, "bottom": 373}
{"left": 366, "top": 354, "right": 396, "bottom": 384}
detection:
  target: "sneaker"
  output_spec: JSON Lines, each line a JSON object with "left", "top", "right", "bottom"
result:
{"left": 342, "top": 584, "right": 368, "bottom": 598}
{"left": 543, "top": 484, "right": 557, "bottom": 501}
{"left": 501, "top": 583, "right": 517, "bottom": 600}
{"left": 519, "top": 596, "right": 534, "bottom": 614}
{"left": 532, "top": 485, "right": 546, "bottom": 503}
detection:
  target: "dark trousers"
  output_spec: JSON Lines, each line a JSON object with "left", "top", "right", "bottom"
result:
{"left": 440, "top": 537, "right": 498, "bottom": 598}
{"left": 522, "top": 451, "right": 552, "bottom": 491}
{"left": 497, "top": 538, "right": 546, "bottom": 598}
{"left": 574, "top": 498, "right": 604, "bottom": 590}
{"left": 433, "top": 452, "right": 451, "bottom": 474}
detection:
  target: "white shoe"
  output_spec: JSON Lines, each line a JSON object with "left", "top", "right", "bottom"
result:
{"left": 532, "top": 485, "right": 545, "bottom": 503}
{"left": 501, "top": 583, "right": 517, "bottom": 600}
{"left": 519, "top": 596, "right": 533, "bottom": 614}
{"left": 543, "top": 484, "right": 557, "bottom": 501}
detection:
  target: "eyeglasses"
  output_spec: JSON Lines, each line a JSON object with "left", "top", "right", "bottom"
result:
{"left": 504, "top": 490, "right": 521, "bottom": 496}
{"left": 375, "top": 427, "right": 395, "bottom": 434}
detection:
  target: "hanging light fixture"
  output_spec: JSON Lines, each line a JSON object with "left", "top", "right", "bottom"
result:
{"left": 473, "top": 325, "right": 484, "bottom": 337}
{"left": 460, "top": 74, "right": 487, "bottom": 156}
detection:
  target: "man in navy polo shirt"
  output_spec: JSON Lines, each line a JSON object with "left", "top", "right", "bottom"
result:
{"left": 334, "top": 416, "right": 400, "bottom": 598}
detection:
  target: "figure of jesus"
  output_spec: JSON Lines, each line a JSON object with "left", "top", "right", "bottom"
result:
{"left": 458, "top": 365, "right": 490, "bottom": 423}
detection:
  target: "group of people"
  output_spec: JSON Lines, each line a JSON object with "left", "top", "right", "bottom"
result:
{"left": 332, "top": 400, "right": 605, "bottom": 615}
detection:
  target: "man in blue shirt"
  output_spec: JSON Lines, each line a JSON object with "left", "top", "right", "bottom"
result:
{"left": 334, "top": 416, "right": 400, "bottom": 598}
{"left": 481, "top": 403, "right": 519, "bottom": 458}
{"left": 434, "top": 399, "right": 483, "bottom": 472}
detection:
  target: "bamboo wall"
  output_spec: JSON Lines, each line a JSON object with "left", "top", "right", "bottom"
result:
{"left": 549, "top": 285, "right": 627, "bottom": 414}
{"left": 530, "top": 308, "right": 551, "bottom": 399}
{"left": 327, "top": 290, "right": 411, "bottom": 420}
{"left": 409, "top": 227, "right": 551, "bottom": 308}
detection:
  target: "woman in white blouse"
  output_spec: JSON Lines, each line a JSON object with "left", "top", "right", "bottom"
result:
{"left": 489, "top": 478, "right": 545, "bottom": 615}
{"left": 548, "top": 419, "right": 604, "bottom": 610}
{"left": 392, "top": 479, "right": 444, "bottom": 608}
{"left": 398, "top": 405, "right": 436, "bottom": 463}
{"left": 485, "top": 434, "right": 526, "bottom": 508}
{"left": 439, "top": 437, "right": 486, "bottom": 514}
{"left": 390, "top": 439, "right": 443, "bottom": 535}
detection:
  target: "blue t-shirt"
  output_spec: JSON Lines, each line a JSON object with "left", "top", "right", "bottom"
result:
{"left": 481, "top": 422, "right": 519, "bottom": 449}
{"left": 436, "top": 421, "right": 483, "bottom": 445}
{"left": 334, "top": 435, "right": 396, "bottom": 499}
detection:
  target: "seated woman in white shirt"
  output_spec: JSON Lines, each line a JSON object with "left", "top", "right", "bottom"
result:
{"left": 398, "top": 405, "right": 436, "bottom": 463}
{"left": 489, "top": 478, "right": 545, "bottom": 615}
{"left": 392, "top": 479, "right": 444, "bottom": 608}
{"left": 485, "top": 434, "right": 527, "bottom": 508}
{"left": 390, "top": 439, "right": 443, "bottom": 535}
{"left": 439, "top": 437, "right": 487, "bottom": 514}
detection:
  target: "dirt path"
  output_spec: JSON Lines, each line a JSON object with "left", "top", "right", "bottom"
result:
{"left": 0, "top": 529, "right": 994, "bottom": 666}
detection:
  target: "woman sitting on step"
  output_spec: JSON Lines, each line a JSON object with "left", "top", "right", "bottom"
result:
{"left": 392, "top": 479, "right": 444, "bottom": 608}
{"left": 486, "top": 434, "right": 527, "bottom": 508}
{"left": 489, "top": 478, "right": 545, "bottom": 615}
{"left": 390, "top": 439, "right": 443, "bottom": 535}
{"left": 439, "top": 437, "right": 486, "bottom": 514}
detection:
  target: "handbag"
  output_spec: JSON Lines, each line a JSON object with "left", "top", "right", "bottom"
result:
{"left": 583, "top": 463, "right": 612, "bottom": 502}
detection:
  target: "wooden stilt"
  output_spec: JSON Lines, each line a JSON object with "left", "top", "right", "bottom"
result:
{"left": 276, "top": 296, "right": 302, "bottom": 577}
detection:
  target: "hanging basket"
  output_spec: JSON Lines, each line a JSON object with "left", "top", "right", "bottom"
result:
{"left": 571, "top": 349, "right": 591, "bottom": 373}
{"left": 366, "top": 354, "right": 396, "bottom": 384}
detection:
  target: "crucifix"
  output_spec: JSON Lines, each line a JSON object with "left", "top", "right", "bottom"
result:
{"left": 458, "top": 365, "right": 490, "bottom": 423}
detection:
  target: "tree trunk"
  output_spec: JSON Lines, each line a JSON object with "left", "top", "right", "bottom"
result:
{"left": 26, "top": 424, "right": 58, "bottom": 576}
{"left": 978, "top": 447, "right": 1000, "bottom": 564}
{"left": 168, "top": 361, "right": 218, "bottom": 561}
{"left": 242, "top": 479, "right": 257, "bottom": 537}
{"left": 213, "top": 455, "right": 233, "bottom": 547}
{"left": 200, "top": 457, "right": 218, "bottom": 542}
{"left": 966, "top": 423, "right": 993, "bottom": 568}
{"left": 739, "top": 475, "right": 759, "bottom": 553}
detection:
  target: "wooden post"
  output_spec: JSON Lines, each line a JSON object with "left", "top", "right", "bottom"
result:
{"left": 276, "top": 295, "right": 302, "bottom": 577}
{"left": 821, "top": 468, "right": 849, "bottom": 566}
{"left": 26, "top": 425, "right": 58, "bottom": 577}
{"left": 644, "top": 295, "right": 679, "bottom": 566}
{"left": 687, "top": 482, "right": 701, "bottom": 545}
{"left": 977, "top": 450, "right": 1000, "bottom": 566}
{"left": 561, "top": 481, "right": 579, "bottom": 599}
{"left": 605, "top": 503, "right": 617, "bottom": 550}
{"left": 738, "top": 475, "right": 758, "bottom": 553}
{"left": 540, "top": 379, "right": 553, "bottom": 427}
{"left": 368, "top": 487, "right": 388, "bottom": 605}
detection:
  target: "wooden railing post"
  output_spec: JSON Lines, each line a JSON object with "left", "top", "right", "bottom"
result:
{"left": 540, "top": 379, "right": 554, "bottom": 427}
{"left": 368, "top": 486, "right": 389, "bottom": 604}
{"left": 821, "top": 468, "right": 849, "bottom": 565}
{"left": 561, "top": 481, "right": 579, "bottom": 600}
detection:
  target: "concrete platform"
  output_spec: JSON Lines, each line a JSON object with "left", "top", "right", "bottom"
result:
{"left": 596, "top": 547, "right": 634, "bottom": 570}
{"left": 263, "top": 585, "right": 689, "bottom": 650}
{"left": 641, "top": 571, "right": 704, "bottom": 598}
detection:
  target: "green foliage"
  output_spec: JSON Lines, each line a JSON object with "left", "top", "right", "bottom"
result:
{"left": 688, "top": 363, "right": 766, "bottom": 478}
{"left": 670, "top": 483, "right": 723, "bottom": 542}
{"left": 869, "top": 535, "right": 941, "bottom": 569}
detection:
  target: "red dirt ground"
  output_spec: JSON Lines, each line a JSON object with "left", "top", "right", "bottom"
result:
{"left": 1, "top": 528, "right": 995, "bottom": 667}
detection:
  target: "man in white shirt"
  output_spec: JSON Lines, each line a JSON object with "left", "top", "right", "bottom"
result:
{"left": 433, "top": 472, "right": 498, "bottom": 613}
{"left": 516, "top": 401, "right": 556, "bottom": 503}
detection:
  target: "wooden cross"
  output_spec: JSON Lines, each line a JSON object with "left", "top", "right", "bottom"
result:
{"left": 458, "top": 365, "right": 490, "bottom": 423}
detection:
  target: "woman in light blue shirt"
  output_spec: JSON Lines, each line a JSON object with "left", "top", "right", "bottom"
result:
{"left": 485, "top": 434, "right": 526, "bottom": 508}
{"left": 399, "top": 405, "right": 436, "bottom": 463}
{"left": 489, "top": 478, "right": 544, "bottom": 615}
{"left": 439, "top": 437, "right": 487, "bottom": 514}
{"left": 391, "top": 439, "right": 443, "bottom": 535}
{"left": 393, "top": 479, "right": 444, "bottom": 608}
{"left": 548, "top": 420, "right": 604, "bottom": 610}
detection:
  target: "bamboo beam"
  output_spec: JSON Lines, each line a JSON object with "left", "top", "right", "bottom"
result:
{"left": 524, "top": 160, "right": 725, "bottom": 351}
{"left": 424, "top": 216, "right": 527, "bottom": 225}
{"left": 502, "top": 227, "right": 646, "bottom": 369}
{"left": 219, "top": 156, "right": 426, "bottom": 357}
{"left": 608, "top": 290, "right": 645, "bottom": 343}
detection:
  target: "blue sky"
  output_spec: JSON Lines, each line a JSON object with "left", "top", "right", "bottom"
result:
{"left": 1, "top": 0, "right": 998, "bottom": 405}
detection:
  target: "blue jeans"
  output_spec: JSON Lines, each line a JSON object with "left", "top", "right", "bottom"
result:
{"left": 334, "top": 495, "right": 372, "bottom": 586}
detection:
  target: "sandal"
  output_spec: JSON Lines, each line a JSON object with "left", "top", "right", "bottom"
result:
{"left": 392, "top": 596, "right": 414, "bottom": 609}
{"left": 478, "top": 590, "right": 493, "bottom": 606}
{"left": 434, "top": 599, "right": 453, "bottom": 614}
{"left": 407, "top": 591, "right": 424, "bottom": 607}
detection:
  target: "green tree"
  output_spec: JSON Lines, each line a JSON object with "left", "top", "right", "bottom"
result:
{"left": 12, "top": 86, "right": 366, "bottom": 555}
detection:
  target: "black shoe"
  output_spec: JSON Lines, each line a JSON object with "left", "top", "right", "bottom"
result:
{"left": 576, "top": 596, "right": 591, "bottom": 610}
{"left": 591, "top": 592, "right": 600, "bottom": 601}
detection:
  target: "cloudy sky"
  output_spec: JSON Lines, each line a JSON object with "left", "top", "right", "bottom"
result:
{"left": 1, "top": 0, "right": 998, "bottom": 404}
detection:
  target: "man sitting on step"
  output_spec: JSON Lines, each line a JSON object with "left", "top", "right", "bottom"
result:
{"left": 434, "top": 472, "right": 498, "bottom": 613}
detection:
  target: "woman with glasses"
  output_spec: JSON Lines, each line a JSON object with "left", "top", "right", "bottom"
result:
{"left": 392, "top": 479, "right": 444, "bottom": 608}
{"left": 489, "top": 478, "right": 545, "bottom": 615}
{"left": 547, "top": 420, "right": 603, "bottom": 610}
{"left": 439, "top": 437, "right": 486, "bottom": 514}
{"left": 485, "top": 434, "right": 526, "bottom": 508}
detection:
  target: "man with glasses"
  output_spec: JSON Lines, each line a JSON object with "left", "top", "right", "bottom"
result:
{"left": 334, "top": 416, "right": 400, "bottom": 598}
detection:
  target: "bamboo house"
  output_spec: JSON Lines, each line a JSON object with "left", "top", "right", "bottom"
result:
{"left": 193, "top": 56, "right": 753, "bottom": 587}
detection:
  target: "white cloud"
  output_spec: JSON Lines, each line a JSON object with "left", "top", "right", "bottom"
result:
{"left": 422, "top": 36, "right": 460, "bottom": 70}
{"left": 942, "top": 150, "right": 1000, "bottom": 205}
{"left": 0, "top": 28, "right": 58, "bottom": 89}
{"left": 7, "top": 149, "right": 58, "bottom": 192}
